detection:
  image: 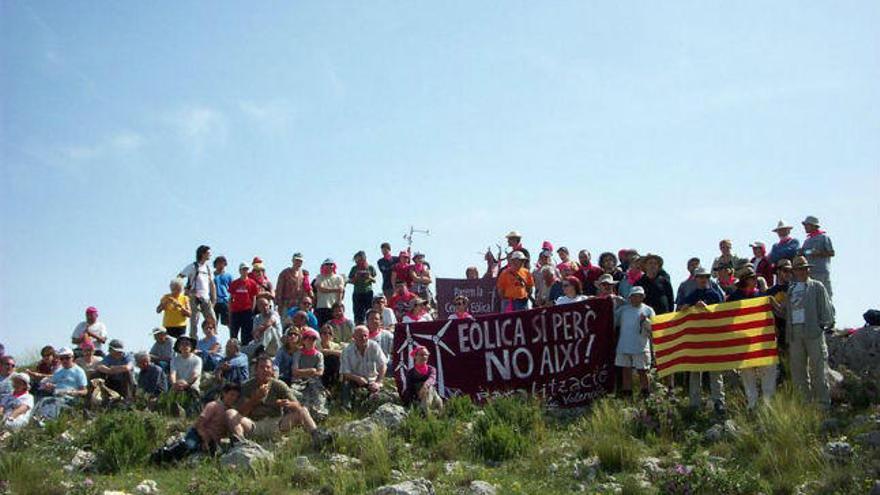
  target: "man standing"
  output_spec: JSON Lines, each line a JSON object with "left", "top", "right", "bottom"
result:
{"left": 768, "top": 220, "right": 800, "bottom": 264}
{"left": 314, "top": 259, "right": 345, "bottom": 327}
{"left": 674, "top": 257, "right": 702, "bottom": 308}
{"left": 276, "top": 253, "right": 308, "bottom": 319}
{"left": 575, "top": 250, "right": 604, "bottom": 296}
{"left": 505, "top": 231, "right": 530, "bottom": 269}
{"left": 213, "top": 256, "right": 233, "bottom": 330}
{"left": 229, "top": 262, "right": 259, "bottom": 343}
{"left": 71, "top": 307, "right": 108, "bottom": 356}
{"left": 636, "top": 254, "right": 675, "bottom": 315}
{"left": 679, "top": 267, "right": 726, "bottom": 414}
{"left": 786, "top": 256, "right": 834, "bottom": 408}
{"left": 179, "top": 245, "right": 217, "bottom": 339}
{"left": 800, "top": 216, "right": 835, "bottom": 299}
{"left": 340, "top": 326, "right": 387, "bottom": 409}
{"left": 496, "top": 251, "right": 533, "bottom": 312}
{"left": 227, "top": 356, "right": 319, "bottom": 441}
{"left": 377, "top": 243, "right": 399, "bottom": 299}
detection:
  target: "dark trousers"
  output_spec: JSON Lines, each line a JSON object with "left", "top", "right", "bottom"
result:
{"left": 214, "top": 302, "right": 230, "bottom": 327}
{"left": 315, "top": 308, "right": 333, "bottom": 328}
{"left": 352, "top": 291, "right": 374, "bottom": 325}
{"left": 322, "top": 355, "right": 341, "bottom": 389}
{"left": 166, "top": 326, "right": 186, "bottom": 339}
{"left": 230, "top": 310, "right": 254, "bottom": 344}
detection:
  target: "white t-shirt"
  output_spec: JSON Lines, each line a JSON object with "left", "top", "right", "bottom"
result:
{"left": 72, "top": 321, "right": 108, "bottom": 351}
{"left": 171, "top": 354, "right": 203, "bottom": 391}
{"left": 381, "top": 307, "right": 397, "bottom": 330}
{"left": 315, "top": 274, "right": 345, "bottom": 309}
{"left": 555, "top": 295, "right": 588, "bottom": 306}
{"left": 180, "top": 262, "right": 212, "bottom": 300}
{"left": 1, "top": 392, "right": 34, "bottom": 422}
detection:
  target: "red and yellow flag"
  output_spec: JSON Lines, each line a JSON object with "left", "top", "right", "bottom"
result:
{"left": 651, "top": 296, "right": 778, "bottom": 378}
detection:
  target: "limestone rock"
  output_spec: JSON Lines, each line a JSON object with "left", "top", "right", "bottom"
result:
{"left": 822, "top": 441, "right": 853, "bottom": 463}
{"left": 220, "top": 440, "right": 274, "bottom": 470}
{"left": 572, "top": 456, "right": 600, "bottom": 481}
{"left": 462, "top": 480, "right": 496, "bottom": 495}
{"left": 827, "top": 327, "right": 880, "bottom": 375}
{"left": 329, "top": 453, "right": 362, "bottom": 469}
{"left": 373, "top": 478, "right": 435, "bottom": 495}
{"left": 641, "top": 456, "right": 664, "bottom": 477}
{"left": 66, "top": 449, "right": 96, "bottom": 473}
{"left": 134, "top": 480, "right": 159, "bottom": 495}
{"left": 856, "top": 431, "right": 880, "bottom": 449}
{"left": 372, "top": 403, "right": 409, "bottom": 430}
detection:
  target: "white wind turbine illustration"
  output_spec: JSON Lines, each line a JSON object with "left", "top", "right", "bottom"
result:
{"left": 412, "top": 320, "right": 456, "bottom": 396}
{"left": 394, "top": 324, "right": 418, "bottom": 390}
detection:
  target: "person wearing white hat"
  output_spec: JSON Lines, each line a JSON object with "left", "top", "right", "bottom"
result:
{"left": 614, "top": 286, "right": 655, "bottom": 398}
{"left": 505, "top": 230, "right": 530, "bottom": 270}
{"left": 748, "top": 241, "right": 775, "bottom": 288}
{"left": 0, "top": 372, "right": 33, "bottom": 431}
{"left": 768, "top": 220, "right": 800, "bottom": 264}
{"left": 799, "top": 216, "right": 835, "bottom": 300}
{"left": 39, "top": 347, "right": 88, "bottom": 400}
{"left": 786, "top": 255, "right": 834, "bottom": 409}
{"left": 149, "top": 327, "right": 175, "bottom": 373}
{"left": 496, "top": 250, "right": 534, "bottom": 312}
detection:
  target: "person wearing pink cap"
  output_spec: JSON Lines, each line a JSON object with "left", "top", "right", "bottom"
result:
{"left": 291, "top": 328, "right": 328, "bottom": 419}
{"left": 391, "top": 251, "right": 413, "bottom": 288}
{"left": 71, "top": 306, "right": 108, "bottom": 355}
{"left": 749, "top": 241, "right": 774, "bottom": 288}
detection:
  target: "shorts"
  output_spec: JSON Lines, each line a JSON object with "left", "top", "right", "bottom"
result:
{"left": 615, "top": 352, "right": 651, "bottom": 370}
{"left": 241, "top": 416, "right": 282, "bottom": 440}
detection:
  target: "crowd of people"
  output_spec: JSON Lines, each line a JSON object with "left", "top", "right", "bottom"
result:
{"left": 0, "top": 215, "right": 837, "bottom": 460}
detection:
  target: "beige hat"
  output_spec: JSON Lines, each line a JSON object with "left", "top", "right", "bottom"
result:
{"left": 509, "top": 251, "right": 526, "bottom": 261}
{"left": 772, "top": 220, "right": 793, "bottom": 232}
{"left": 791, "top": 256, "right": 812, "bottom": 269}
{"left": 735, "top": 266, "right": 757, "bottom": 280}
{"left": 505, "top": 230, "right": 522, "bottom": 239}
{"left": 594, "top": 274, "right": 619, "bottom": 287}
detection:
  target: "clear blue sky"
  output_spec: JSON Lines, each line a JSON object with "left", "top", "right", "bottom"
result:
{"left": 2, "top": 2, "right": 878, "bottom": 357}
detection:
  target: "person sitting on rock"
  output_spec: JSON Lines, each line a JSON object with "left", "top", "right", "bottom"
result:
{"left": 26, "top": 346, "right": 59, "bottom": 394}
{"left": 34, "top": 347, "right": 88, "bottom": 419}
{"left": 327, "top": 302, "right": 356, "bottom": 344}
{"left": 226, "top": 356, "right": 321, "bottom": 442}
{"left": 75, "top": 340, "right": 103, "bottom": 378}
{"left": 1, "top": 372, "right": 34, "bottom": 431}
{"left": 366, "top": 309, "right": 395, "bottom": 359}
{"left": 170, "top": 336, "right": 203, "bottom": 397}
{"left": 290, "top": 329, "right": 328, "bottom": 419}
{"left": 196, "top": 319, "right": 223, "bottom": 372}
{"left": 400, "top": 345, "right": 442, "bottom": 412}
{"left": 318, "top": 323, "right": 343, "bottom": 389}
{"left": 340, "top": 326, "right": 387, "bottom": 410}
{"left": 214, "top": 339, "right": 249, "bottom": 385}
{"left": 149, "top": 327, "right": 175, "bottom": 374}
{"left": 242, "top": 298, "right": 283, "bottom": 358}
{"left": 274, "top": 326, "right": 302, "bottom": 385}
{"left": 94, "top": 339, "right": 135, "bottom": 400}
{"left": 151, "top": 383, "right": 242, "bottom": 464}
{"left": 135, "top": 352, "right": 168, "bottom": 399}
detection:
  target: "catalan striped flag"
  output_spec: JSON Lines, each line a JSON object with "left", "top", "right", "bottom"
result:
{"left": 651, "top": 296, "right": 778, "bottom": 378}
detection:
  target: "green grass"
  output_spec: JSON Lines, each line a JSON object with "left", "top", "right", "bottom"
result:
{"left": 577, "top": 399, "right": 644, "bottom": 473}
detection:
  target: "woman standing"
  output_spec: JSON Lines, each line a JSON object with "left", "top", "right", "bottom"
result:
{"left": 156, "top": 278, "right": 191, "bottom": 338}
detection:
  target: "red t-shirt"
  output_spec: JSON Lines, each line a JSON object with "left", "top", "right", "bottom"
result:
{"left": 229, "top": 278, "right": 259, "bottom": 313}
{"left": 393, "top": 263, "right": 413, "bottom": 285}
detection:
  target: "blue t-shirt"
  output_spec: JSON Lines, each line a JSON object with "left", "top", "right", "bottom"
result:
{"left": 215, "top": 272, "right": 233, "bottom": 303}
{"left": 197, "top": 335, "right": 220, "bottom": 355}
{"left": 102, "top": 352, "right": 134, "bottom": 367}
{"left": 285, "top": 307, "right": 319, "bottom": 329}
{"left": 51, "top": 365, "right": 88, "bottom": 391}
{"left": 683, "top": 287, "right": 724, "bottom": 307}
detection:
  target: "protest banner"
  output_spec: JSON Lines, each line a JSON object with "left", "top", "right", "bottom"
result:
{"left": 651, "top": 296, "right": 779, "bottom": 378}
{"left": 434, "top": 277, "right": 500, "bottom": 319}
{"left": 391, "top": 299, "right": 615, "bottom": 408}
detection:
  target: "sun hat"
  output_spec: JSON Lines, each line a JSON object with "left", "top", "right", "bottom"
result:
{"left": 9, "top": 372, "right": 29, "bottom": 386}
{"left": 692, "top": 266, "right": 711, "bottom": 277}
{"left": 152, "top": 327, "right": 167, "bottom": 336}
{"left": 239, "top": 262, "right": 251, "bottom": 270}
{"left": 108, "top": 339, "right": 125, "bottom": 352}
{"left": 594, "top": 274, "right": 619, "bottom": 287}
{"left": 56, "top": 347, "right": 74, "bottom": 357}
{"left": 791, "top": 256, "right": 812, "bottom": 269}
{"left": 629, "top": 286, "right": 646, "bottom": 297}
{"left": 772, "top": 220, "right": 793, "bottom": 232}
{"left": 505, "top": 231, "right": 522, "bottom": 239}
{"left": 509, "top": 251, "right": 526, "bottom": 261}
{"left": 802, "top": 216, "right": 820, "bottom": 227}
{"left": 292, "top": 252, "right": 304, "bottom": 261}
{"left": 775, "top": 259, "right": 792, "bottom": 271}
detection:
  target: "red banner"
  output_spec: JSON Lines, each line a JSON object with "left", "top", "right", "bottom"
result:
{"left": 391, "top": 299, "right": 615, "bottom": 408}
{"left": 434, "top": 277, "right": 500, "bottom": 319}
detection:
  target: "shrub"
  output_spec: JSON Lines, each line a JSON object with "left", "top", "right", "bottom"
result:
{"left": 471, "top": 396, "right": 544, "bottom": 463}
{"left": 443, "top": 394, "right": 477, "bottom": 420}
{"left": 84, "top": 409, "right": 168, "bottom": 473}
{"left": 577, "top": 399, "right": 643, "bottom": 472}
{"left": 402, "top": 410, "right": 460, "bottom": 459}
{"left": 654, "top": 458, "right": 765, "bottom": 495}
{"left": 334, "top": 429, "right": 392, "bottom": 489}
{"left": 0, "top": 452, "right": 65, "bottom": 495}
{"left": 732, "top": 386, "right": 823, "bottom": 493}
